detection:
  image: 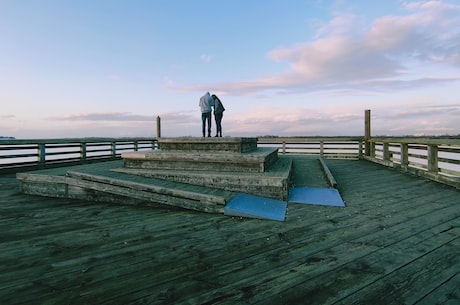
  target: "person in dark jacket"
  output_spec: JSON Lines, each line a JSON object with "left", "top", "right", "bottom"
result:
{"left": 212, "top": 94, "right": 225, "bottom": 137}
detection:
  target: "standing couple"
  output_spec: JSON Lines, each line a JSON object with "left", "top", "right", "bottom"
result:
{"left": 199, "top": 92, "right": 225, "bottom": 137}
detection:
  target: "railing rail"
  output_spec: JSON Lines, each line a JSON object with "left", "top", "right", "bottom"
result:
{"left": 2, "top": 136, "right": 459, "bottom": 189}
{"left": 365, "top": 138, "right": 460, "bottom": 189}
{"left": 0, "top": 138, "right": 158, "bottom": 173}
{"left": 257, "top": 137, "right": 364, "bottom": 159}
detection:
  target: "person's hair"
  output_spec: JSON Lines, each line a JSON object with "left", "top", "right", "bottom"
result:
{"left": 212, "top": 94, "right": 220, "bottom": 102}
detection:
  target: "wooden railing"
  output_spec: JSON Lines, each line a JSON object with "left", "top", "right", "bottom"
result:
{"left": 0, "top": 138, "right": 158, "bottom": 173}
{"left": 2, "top": 136, "right": 459, "bottom": 189}
{"left": 257, "top": 137, "right": 364, "bottom": 159}
{"left": 365, "top": 138, "right": 460, "bottom": 189}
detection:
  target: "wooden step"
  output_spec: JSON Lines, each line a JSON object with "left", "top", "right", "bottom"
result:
{"left": 113, "top": 157, "right": 294, "bottom": 201}
{"left": 17, "top": 165, "right": 235, "bottom": 214}
{"left": 122, "top": 147, "right": 279, "bottom": 173}
{"left": 158, "top": 137, "right": 258, "bottom": 153}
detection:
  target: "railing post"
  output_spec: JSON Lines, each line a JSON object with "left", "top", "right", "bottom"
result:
{"left": 111, "top": 142, "right": 117, "bottom": 158}
{"left": 320, "top": 141, "right": 324, "bottom": 157}
{"left": 383, "top": 142, "right": 390, "bottom": 161}
{"left": 282, "top": 141, "right": 286, "bottom": 155}
{"left": 370, "top": 141, "right": 376, "bottom": 158}
{"left": 400, "top": 143, "right": 408, "bottom": 168}
{"left": 427, "top": 144, "right": 439, "bottom": 173}
{"left": 80, "top": 142, "right": 87, "bottom": 161}
{"left": 38, "top": 143, "right": 46, "bottom": 165}
{"left": 134, "top": 141, "right": 139, "bottom": 151}
{"left": 358, "top": 140, "right": 363, "bottom": 158}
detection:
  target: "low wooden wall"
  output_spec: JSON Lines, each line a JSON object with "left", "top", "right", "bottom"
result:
{"left": 365, "top": 138, "right": 460, "bottom": 189}
{"left": 0, "top": 138, "right": 158, "bottom": 173}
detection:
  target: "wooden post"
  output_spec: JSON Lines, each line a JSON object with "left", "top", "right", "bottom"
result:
{"left": 427, "top": 144, "right": 438, "bottom": 173}
{"left": 282, "top": 141, "right": 286, "bottom": 155}
{"left": 38, "top": 143, "right": 46, "bottom": 164}
{"left": 80, "top": 142, "right": 87, "bottom": 161}
{"left": 364, "top": 109, "right": 371, "bottom": 156}
{"left": 156, "top": 116, "right": 161, "bottom": 139}
{"left": 320, "top": 141, "right": 324, "bottom": 157}
{"left": 111, "top": 142, "right": 116, "bottom": 158}
{"left": 370, "top": 141, "right": 376, "bottom": 158}
{"left": 401, "top": 143, "right": 408, "bottom": 169}
{"left": 383, "top": 142, "right": 390, "bottom": 161}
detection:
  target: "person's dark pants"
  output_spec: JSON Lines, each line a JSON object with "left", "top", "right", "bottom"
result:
{"left": 201, "top": 112, "right": 211, "bottom": 137}
{"left": 214, "top": 113, "right": 223, "bottom": 137}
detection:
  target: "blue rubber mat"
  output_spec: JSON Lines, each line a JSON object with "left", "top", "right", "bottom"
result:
{"left": 288, "top": 187, "right": 345, "bottom": 207}
{"left": 224, "top": 193, "right": 287, "bottom": 221}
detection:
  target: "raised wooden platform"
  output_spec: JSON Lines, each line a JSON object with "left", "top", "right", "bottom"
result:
{"left": 15, "top": 137, "right": 295, "bottom": 213}
{"left": 158, "top": 137, "right": 257, "bottom": 153}
{"left": 123, "top": 147, "right": 279, "bottom": 173}
{"left": 116, "top": 156, "right": 293, "bottom": 201}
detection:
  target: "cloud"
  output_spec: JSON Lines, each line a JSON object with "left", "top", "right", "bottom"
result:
{"left": 107, "top": 74, "right": 123, "bottom": 81}
{"left": 48, "top": 112, "right": 154, "bottom": 122}
{"left": 174, "top": 1, "right": 460, "bottom": 95}
{"left": 200, "top": 54, "right": 213, "bottom": 63}
{"left": 0, "top": 115, "right": 16, "bottom": 119}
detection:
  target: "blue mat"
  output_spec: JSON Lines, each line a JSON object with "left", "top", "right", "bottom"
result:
{"left": 224, "top": 193, "right": 287, "bottom": 221}
{"left": 288, "top": 187, "right": 345, "bottom": 207}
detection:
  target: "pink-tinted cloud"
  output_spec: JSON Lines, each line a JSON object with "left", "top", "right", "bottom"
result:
{"left": 173, "top": 1, "right": 460, "bottom": 95}
{"left": 48, "top": 112, "right": 153, "bottom": 122}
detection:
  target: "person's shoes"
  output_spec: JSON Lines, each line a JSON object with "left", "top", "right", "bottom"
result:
{"left": 215, "top": 135, "right": 219, "bottom": 137}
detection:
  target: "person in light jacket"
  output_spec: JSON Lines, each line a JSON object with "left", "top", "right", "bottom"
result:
{"left": 199, "top": 92, "right": 214, "bottom": 137}
{"left": 212, "top": 94, "right": 225, "bottom": 137}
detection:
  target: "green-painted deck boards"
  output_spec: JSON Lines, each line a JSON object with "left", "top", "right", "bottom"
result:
{"left": 1, "top": 158, "right": 459, "bottom": 304}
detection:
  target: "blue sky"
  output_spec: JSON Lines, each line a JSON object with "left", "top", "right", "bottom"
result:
{"left": 1, "top": 0, "right": 460, "bottom": 139}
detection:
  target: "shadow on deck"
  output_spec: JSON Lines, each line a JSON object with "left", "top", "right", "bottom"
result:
{"left": 0, "top": 156, "right": 459, "bottom": 304}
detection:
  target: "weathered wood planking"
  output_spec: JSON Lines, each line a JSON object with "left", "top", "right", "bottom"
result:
{"left": 1, "top": 158, "right": 459, "bottom": 304}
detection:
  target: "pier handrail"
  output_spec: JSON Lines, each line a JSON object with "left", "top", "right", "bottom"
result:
{"left": 0, "top": 137, "right": 158, "bottom": 173}
{"left": 257, "top": 136, "right": 364, "bottom": 159}
{"left": 365, "top": 137, "right": 460, "bottom": 189}
{"left": 2, "top": 136, "right": 460, "bottom": 189}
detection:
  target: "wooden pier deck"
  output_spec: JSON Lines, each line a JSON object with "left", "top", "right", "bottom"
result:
{"left": 1, "top": 156, "right": 459, "bottom": 304}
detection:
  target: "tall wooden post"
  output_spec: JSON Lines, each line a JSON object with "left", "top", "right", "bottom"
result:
{"left": 156, "top": 116, "right": 161, "bottom": 139}
{"left": 364, "top": 109, "right": 371, "bottom": 156}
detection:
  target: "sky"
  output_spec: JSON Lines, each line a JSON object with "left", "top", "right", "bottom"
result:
{"left": 1, "top": 0, "right": 460, "bottom": 139}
